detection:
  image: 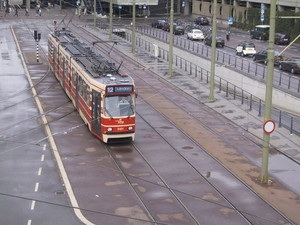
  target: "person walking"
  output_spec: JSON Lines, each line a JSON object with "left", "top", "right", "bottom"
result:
{"left": 14, "top": 7, "right": 18, "bottom": 17}
{"left": 25, "top": 8, "right": 29, "bottom": 16}
{"left": 35, "top": 4, "right": 39, "bottom": 16}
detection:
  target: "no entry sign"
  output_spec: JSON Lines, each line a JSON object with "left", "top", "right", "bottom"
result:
{"left": 263, "top": 120, "right": 275, "bottom": 134}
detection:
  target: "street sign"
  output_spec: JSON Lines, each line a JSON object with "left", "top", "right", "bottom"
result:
{"left": 228, "top": 17, "right": 233, "bottom": 25}
{"left": 261, "top": 5, "right": 265, "bottom": 14}
{"left": 263, "top": 120, "right": 275, "bottom": 134}
{"left": 118, "top": 5, "right": 122, "bottom": 9}
{"left": 260, "top": 14, "right": 264, "bottom": 22}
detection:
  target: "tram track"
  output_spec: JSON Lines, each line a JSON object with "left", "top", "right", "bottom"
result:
{"left": 66, "top": 24, "right": 295, "bottom": 224}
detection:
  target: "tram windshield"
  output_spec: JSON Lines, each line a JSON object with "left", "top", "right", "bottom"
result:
{"left": 104, "top": 95, "right": 134, "bottom": 117}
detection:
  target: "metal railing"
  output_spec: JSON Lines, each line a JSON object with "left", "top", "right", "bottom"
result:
{"left": 137, "top": 26, "right": 300, "bottom": 95}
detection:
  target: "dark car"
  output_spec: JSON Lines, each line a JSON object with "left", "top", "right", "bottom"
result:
{"left": 204, "top": 34, "right": 225, "bottom": 47}
{"left": 162, "top": 22, "right": 185, "bottom": 35}
{"left": 151, "top": 19, "right": 166, "bottom": 29}
{"left": 253, "top": 49, "right": 283, "bottom": 65}
{"left": 275, "top": 33, "right": 290, "bottom": 45}
{"left": 279, "top": 57, "right": 300, "bottom": 74}
{"left": 250, "top": 25, "right": 270, "bottom": 40}
{"left": 194, "top": 16, "right": 209, "bottom": 25}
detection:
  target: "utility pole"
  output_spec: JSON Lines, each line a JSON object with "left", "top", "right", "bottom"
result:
{"left": 258, "top": 0, "right": 276, "bottom": 184}
{"left": 132, "top": 0, "right": 136, "bottom": 54}
{"left": 94, "top": 0, "right": 96, "bottom": 28}
{"left": 167, "top": 0, "right": 174, "bottom": 76}
{"left": 208, "top": 0, "right": 217, "bottom": 102}
{"left": 109, "top": 0, "right": 112, "bottom": 40}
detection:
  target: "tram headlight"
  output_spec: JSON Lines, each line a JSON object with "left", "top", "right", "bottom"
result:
{"left": 107, "top": 127, "right": 113, "bottom": 132}
{"left": 128, "top": 126, "right": 133, "bottom": 131}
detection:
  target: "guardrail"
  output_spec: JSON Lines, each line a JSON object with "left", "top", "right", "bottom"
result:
{"left": 97, "top": 22, "right": 300, "bottom": 136}
{"left": 137, "top": 26, "right": 300, "bottom": 95}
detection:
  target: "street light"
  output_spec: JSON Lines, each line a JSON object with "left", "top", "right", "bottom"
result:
{"left": 34, "top": 30, "right": 41, "bottom": 63}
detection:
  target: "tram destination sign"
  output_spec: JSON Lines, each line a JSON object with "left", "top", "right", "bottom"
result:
{"left": 106, "top": 85, "right": 133, "bottom": 93}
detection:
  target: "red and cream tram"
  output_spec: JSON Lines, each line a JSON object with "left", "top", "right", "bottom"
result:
{"left": 48, "top": 29, "right": 136, "bottom": 143}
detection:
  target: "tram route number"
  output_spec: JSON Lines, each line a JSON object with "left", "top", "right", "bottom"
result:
{"left": 106, "top": 85, "right": 133, "bottom": 93}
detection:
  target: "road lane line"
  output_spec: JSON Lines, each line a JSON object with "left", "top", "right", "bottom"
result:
{"left": 40, "top": 154, "right": 44, "bottom": 162}
{"left": 38, "top": 167, "right": 42, "bottom": 175}
{"left": 34, "top": 183, "right": 39, "bottom": 192}
{"left": 30, "top": 201, "right": 35, "bottom": 210}
{"left": 11, "top": 26, "right": 94, "bottom": 225}
{"left": 27, "top": 220, "right": 32, "bottom": 225}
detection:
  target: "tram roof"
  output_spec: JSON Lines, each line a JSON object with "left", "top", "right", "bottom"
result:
{"left": 51, "top": 30, "right": 134, "bottom": 86}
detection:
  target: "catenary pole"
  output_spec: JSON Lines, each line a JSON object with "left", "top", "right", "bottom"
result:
{"left": 258, "top": 0, "right": 276, "bottom": 184}
{"left": 109, "top": 0, "right": 112, "bottom": 40}
{"left": 208, "top": 0, "right": 217, "bottom": 101}
{"left": 167, "top": 0, "right": 174, "bottom": 76}
{"left": 94, "top": 0, "right": 96, "bottom": 28}
{"left": 132, "top": 0, "right": 136, "bottom": 54}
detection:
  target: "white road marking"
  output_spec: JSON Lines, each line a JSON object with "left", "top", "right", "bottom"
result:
{"left": 38, "top": 167, "right": 42, "bottom": 175}
{"left": 41, "top": 154, "right": 44, "bottom": 162}
{"left": 30, "top": 201, "right": 35, "bottom": 210}
{"left": 34, "top": 183, "right": 39, "bottom": 192}
{"left": 27, "top": 220, "right": 32, "bottom": 225}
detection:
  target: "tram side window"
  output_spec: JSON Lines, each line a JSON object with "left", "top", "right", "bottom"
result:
{"left": 78, "top": 76, "right": 83, "bottom": 96}
{"left": 48, "top": 41, "right": 54, "bottom": 55}
{"left": 72, "top": 70, "right": 77, "bottom": 86}
{"left": 64, "top": 60, "right": 68, "bottom": 77}
{"left": 59, "top": 56, "right": 64, "bottom": 70}
{"left": 82, "top": 80, "right": 87, "bottom": 101}
{"left": 53, "top": 47, "right": 57, "bottom": 62}
{"left": 85, "top": 85, "right": 90, "bottom": 105}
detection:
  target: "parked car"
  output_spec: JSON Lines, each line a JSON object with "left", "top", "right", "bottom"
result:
{"left": 151, "top": 19, "right": 166, "bottom": 29}
{"left": 162, "top": 22, "right": 185, "bottom": 35}
{"left": 278, "top": 57, "right": 300, "bottom": 74}
{"left": 162, "top": 22, "right": 171, "bottom": 31}
{"left": 173, "top": 24, "right": 185, "bottom": 35}
{"left": 194, "top": 16, "right": 209, "bottom": 25}
{"left": 253, "top": 49, "right": 283, "bottom": 65}
{"left": 187, "top": 29, "right": 204, "bottom": 41}
{"left": 236, "top": 41, "right": 256, "bottom": 57}
{"left": 250, "top": 25, "right": 270, "bottom": 40}
{"left": 275, "top": 33, "right": 290, "bottom": 45}
{"left": 204, "top": 34, "right": 225, "bottom": 47}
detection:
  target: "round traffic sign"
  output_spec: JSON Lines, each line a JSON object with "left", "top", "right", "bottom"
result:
{"left": 263, "top": 120, "right": 275, "bottom": 134}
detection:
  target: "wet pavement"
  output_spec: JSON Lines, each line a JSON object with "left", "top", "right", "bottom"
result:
{"left": 77, "top": 18, "right": 300, "bottom": 196}
{"left": 1, "top": 7, "right": 300, "bottom": 224}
